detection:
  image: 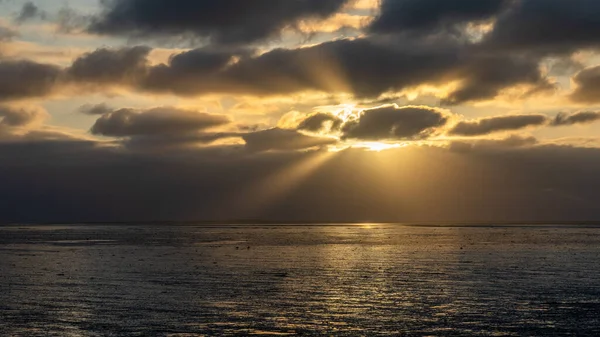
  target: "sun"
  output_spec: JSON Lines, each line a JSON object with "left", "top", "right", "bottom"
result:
{"left": 352, "top": 141, "right": 406, "bottom": 152}
{"left": 327, "top": 140, "right": 407, "bottom": 152}
{"left": 309, "top": 102, "right": 416, "bottom": 153}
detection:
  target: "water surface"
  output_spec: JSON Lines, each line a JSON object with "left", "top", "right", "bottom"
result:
{"left": 1, "top": 224, "right": 600, "bottom": 336}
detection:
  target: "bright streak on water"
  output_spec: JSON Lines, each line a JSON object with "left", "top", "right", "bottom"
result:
{"left": 1, "top": 224, "right": 600, "bottom": 336}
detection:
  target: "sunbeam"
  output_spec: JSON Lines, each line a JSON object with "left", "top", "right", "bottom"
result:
{"left": 230, "top": 149, "right": 339, "bottom": 218}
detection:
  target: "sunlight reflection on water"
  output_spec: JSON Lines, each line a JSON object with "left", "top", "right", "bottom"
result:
{"left": 1, "top": 224, "right": 600, "bottom": 336}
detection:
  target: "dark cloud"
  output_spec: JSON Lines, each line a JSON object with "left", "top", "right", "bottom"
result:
{"left": 122, "top": 132, "right": 239, "bottom": 152}
{"left": 15, "top": 2, "right": 46, "bottom": 23}
{"left": 66, "top": 46, "right": 150, "bottom": 84}
{"left": 55, "top": 7, "right": 91, "bottom": 34}
{"left": 1, "top": 140, "right": 600, "bottom": 222}
{"left": 449, "top": 114, "right": 548, "bottom": 136}
{"left": 84, "top": 103, "right": 240, "bottom": 151}
{"left": 89, "top": 0, "right": 350, "bottom": 45}
{"left": 571, "top": 66, "right": 600, "bottom": 103}
{"left": 297, "top": 112, "right": 343, "bottom": 132}
{"left": 370, "top": 0, "right": 508, "bottom": 35}
{"left": 91, "top": 107, "right": 231, "bottom": 137}
{"left": 0, "top": 60, "right": 62, "bottom": 101}
{"left": 0, "top": 47, "right": 150, "bottom": 101}
{"left": 78, "top": 103, "right": 113, "bottom": 115}
{"left": 0, "top": 33, "right": 551, "bottom": 103}
{"left": 551, "top": 111, "right": 600, "bottom": 126}
{"left": 482, "top": 0, "right": 600, "bottom": 54}
{"left": 341, "top": 105, "right": 449, "bottom": 140}
{"left": 143, "top": 37, "right": 460, "bottom": 97}
{"left": 0, "top": 25, "right": 17, "bottom": 42}
{"left": 242, "top": 128, "right": 337, "bottom": 152}
{"left": 0, "top": 105, "right": 45, "bottom": 128}
{"left": 365, "top": 0, "right": 600, "bottom": 60}
{"left": 220, "top": 38, "right": 453, "bottom": 98}
{"left": 449, "top": 135, "right": 538, "bottom": 153}
{"left": 442, "top": 55, "right": 553, "bottom": 105}
{"left": 140, "top": 37, "right": 549, "bottom": 103}
{"left": 142, "top": 47, "right": 245, "bottom": 94}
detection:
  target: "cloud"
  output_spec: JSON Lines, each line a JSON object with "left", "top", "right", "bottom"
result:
{"left": 88, "top": 105, "right": 338, "bottom": 152}
{"left": 142, "top": 47, "right": 246, "bottom": 94}
{"left": 0, "top": 105, "right": 47, "bottom": 128}
{"left": 449, "top": 114, "right": 548, "bottom": 136}
{"left": 15, "top": 2, "right": 47, "bottom": 23}
{"left": 442, "top": 55, "right": 553, "bottom": 105}
{"left": 551, "top": 111, "right": 600, "bottom": 126}
{"left": 0, "top": 34, "right": 552, "bottom": 104}
{"left": 242, "top": 128, "right": 337, "bottom": 152}
{"left": 0, "top": 60, "right": 62, "bottom": 101}
{"left": 0, "top": 47, "right": 150, "bottom": 101}
{"left": 482, "top": 0, "right": 600, "bottom": 54}
{"left": 369, "top": 0, "right": 600, "bottom": 55}
{"left": 2, "top": 140, "right": 600, "bottom": 222}
{"left": 370, "top": 0, "right": 509, "bottom": 35}
{"left": 571, "top": 66, "right": 600, "bottom": 103}
{"left": 341, "top": 105, "right": 450, "bottom": 140}
{"left": 91, "top": 107, "right": 231, "bottom": 137}
{"left": 0, "top": 105, "right": 50, "bottom": 141}
{"left": 0, "top": 25, "right": 17, "bottom": 42}
{"left": 297, "top": 112, "right": 344, "bottom": 132}
{"left": 139, "top": 37, "right": 549, "bottom": 103}
{"left": 66, "top": 46, "right": 151, "bottom": 84}
{"left": 78, "top": 103, "right": 114, "bottom": 115}
{"left": 449, "top": 135, "right": 539, "bottom": 153}
{"left": 89, "top": 0, "right": 351, "bottom": 45}
{"left": 55, "top": 7, "right": 91, "bottom": 34}
{"left": 122, "top": 132, "right": 240, "bottom": 152}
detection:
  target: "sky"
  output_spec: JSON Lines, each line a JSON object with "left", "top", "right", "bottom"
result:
{"left": 1, "top": 0, "right": 600, "bottom": 223}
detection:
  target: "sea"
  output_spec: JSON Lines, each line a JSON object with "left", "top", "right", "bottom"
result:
{"left": 1, "top": 223, "right": 599, "bottom": 336}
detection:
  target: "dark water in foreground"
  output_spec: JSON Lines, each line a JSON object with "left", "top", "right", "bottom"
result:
{"left": 1, "top": 224, "right": 600, "bottom": 336}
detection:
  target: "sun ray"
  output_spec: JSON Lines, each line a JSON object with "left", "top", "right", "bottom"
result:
{"left": 230, "top": 149, "right": 338, "bottom": 218}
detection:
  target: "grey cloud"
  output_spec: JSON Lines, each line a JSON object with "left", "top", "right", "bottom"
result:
{"left": 297, "top": 113, "right": 343, "bottom": 132}
{"left": 551, "top": 111, "right": 600, "bottom": 126}
{"left": 79, "top": 103, "right": 114, "bottom": 115}
{"left": 0, "top": 47, "right": 150, "bottom": 101}
{"left": 2, "top": 140, "right": 600, "bottom": 223}
{"left": 142, "top": 47, "right": 246, "bottom": 94}
{"left": 140, "top": 37, "right": 549, "bottom": 103}
{"left": 449, "top": 135, "right": 539, "bottom": 153}
{"left": 0, "top": 36, "right": 551, "bottom": 103}
{"left": 16, "top": 2, "right": 47, "bottom": 23}
{"left": 0, "top": 25, "right": 17, "bottom": 42}
{"left": 55, "top": 7, "right": 91, "bottom": 34}
{"left": 370, "top": 0, "right": 509, "bottom": 35}
{"left": 122, "top": 132, "right": 240, "bottom": 152}
{"left": 482, "top": 0, "right": 600, "bottom": 54}
{"left": 89, "top": 0, "right": 350, "bottom": 45}
{"left": 367, "top": 0, "right": 600, "bottom": 58}
{"left": 91, "top": 107, "right": 231, "bottom": 137}
{"left": 242, "top": 128, "right": 337, "bottom": 152}
{"left": 571, "top": 66, "right": 600, "bottom": 103}
{"left": 67, "top": 46, "right": 151, "bottom": 84}
{"left": 0, "top": 60, "right": 62, "bottom": 101}
{"left": 442, "top": 55, "right": 553, "bottom": 105}
{"left": 0, "top": 105, "right": 46, "bottom": 128}
{"left": 449, "top": 114, "right": 548, "bottom": 136}
{"left": 222, "top": 37, "right": 461, "bottom": 97}
{"left": 341, "top": 105, "right": 449, "bottom": 140}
